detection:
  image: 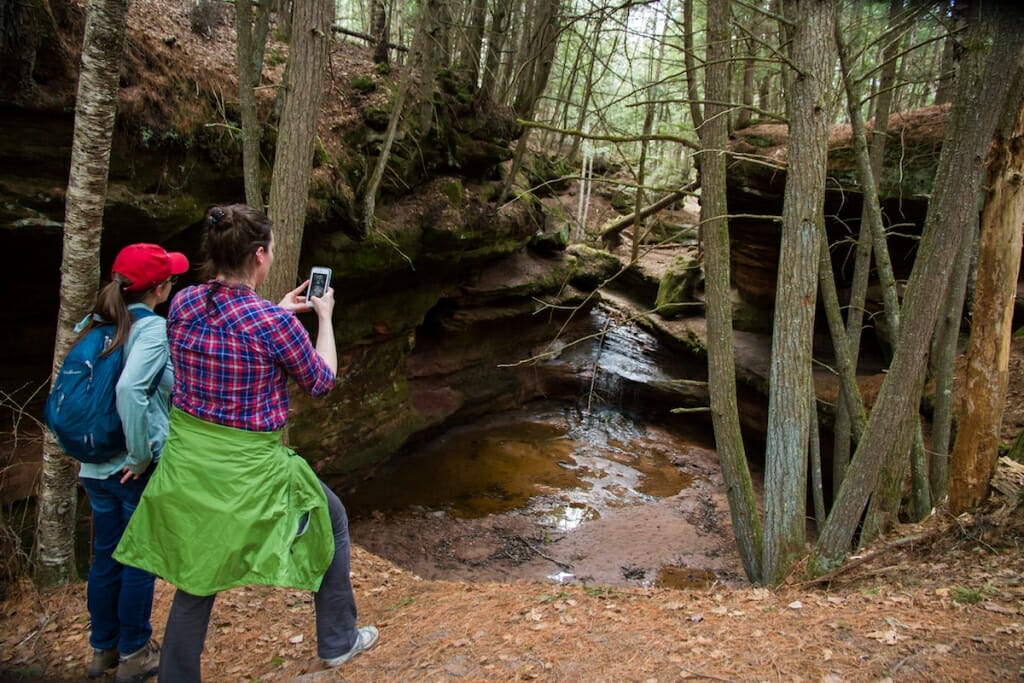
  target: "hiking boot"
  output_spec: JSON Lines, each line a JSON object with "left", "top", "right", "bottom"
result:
{"left": 115, "top": 640, "right": 160, "bottom": 683}
{"left": 87, "top": 647, "right": 118, "bottom": 678}
{"left": 321, "top": 625, "right": 379, "bottom": 668}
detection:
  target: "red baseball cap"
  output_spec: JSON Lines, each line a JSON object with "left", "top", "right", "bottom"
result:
{"left": 112, "top": 243, "right": 190, "bottom": 292}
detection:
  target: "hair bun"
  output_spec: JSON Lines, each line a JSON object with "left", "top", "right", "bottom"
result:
{"left": 207, "top": 207, "right": 227, "bottom": 227}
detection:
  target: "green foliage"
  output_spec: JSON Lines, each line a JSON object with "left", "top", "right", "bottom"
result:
{"left": 265, "top": 49, "right": 286, "bottom": 67}
{"left": 950, "top": 585, "right": 983, "bottom": 604}
{"left": 351, "top": 76, "right": 377, "bottom": 93}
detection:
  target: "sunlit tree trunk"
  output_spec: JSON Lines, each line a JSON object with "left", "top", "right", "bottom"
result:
{"left": 262, "top": 0, "right": 333, "bottom": 301}
{"left": 761, "top": 0, "right": 835, "bottom": 587}
{"left": 811, "top": 3, "right": 1024, "bottom": 575}
{"left": 36, "top": 0, "right": 131, "bottom": 585}
{"left": 949, "top": 92, "right": 1024, "bottom": 513}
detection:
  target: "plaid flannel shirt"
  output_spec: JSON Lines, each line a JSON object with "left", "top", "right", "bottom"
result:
{"left": 167, "top": 281, "right": 335, "bottom": 432}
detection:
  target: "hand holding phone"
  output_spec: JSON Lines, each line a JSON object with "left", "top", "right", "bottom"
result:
{"left": 306, "top": 266, "right": 332, "bottom": 303}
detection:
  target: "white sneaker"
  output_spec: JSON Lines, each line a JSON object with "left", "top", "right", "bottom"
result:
{"left": 321, "top": 625, "right": 379, "bottom": 668}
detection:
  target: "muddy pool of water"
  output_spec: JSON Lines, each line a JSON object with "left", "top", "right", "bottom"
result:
{"left": 336, "top": 403, "right": 746, "bottom": 589}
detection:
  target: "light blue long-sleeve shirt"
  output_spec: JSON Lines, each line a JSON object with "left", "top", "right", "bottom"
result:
{"left": 78, "top": 303, "right": 173, "bottom": 480}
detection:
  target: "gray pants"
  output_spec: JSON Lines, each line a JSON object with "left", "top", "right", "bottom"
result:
{"left": 158, "top": 482, "right": 359, "bottom": 682}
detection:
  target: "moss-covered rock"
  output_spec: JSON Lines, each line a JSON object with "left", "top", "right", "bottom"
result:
{"left": 655, "top": 254, "right": 704, "bottom": 319}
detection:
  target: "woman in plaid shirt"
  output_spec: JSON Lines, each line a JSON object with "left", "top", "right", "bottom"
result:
{"left": 116, "top": 204, "right": 378, "bottom": 681}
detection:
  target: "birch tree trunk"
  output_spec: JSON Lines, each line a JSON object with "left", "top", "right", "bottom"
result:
{"left": 762, "top": 0, "right": 834, "bottom": 587}
{"left": 262, "top": 0, "right": 333, "bottom": 301}
{"left": 36, "top": 0, "right": 131, "bottom": 585}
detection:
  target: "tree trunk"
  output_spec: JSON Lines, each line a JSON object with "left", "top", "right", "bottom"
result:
{"left": 698, "top": 0, "right": 763, "bottom": 584}
{"left": 236, "top": 0, "right": 271, "bottom": 210}
{"left": 949, "top": 94, "right": 1024, "bottom": 513}
{"left": 761, "top": 0, "right": 834, "bottom": 587}
{"left": 832, "top": 0, "right": 900, "bottom": 496}
{"left": 682, "top": 0, "right": 703, "bottom": 132}
{"left": 36, "top": 0, "right": 131, "bottom": 585}
{"left": 811, "top": 4, "right": 1024, "bottom": 575}
{"left": 262, "top": 0, "right": 333, "bottom": 301}
{"left": 458, "top": 0, "right": 486, "bottom": 81}
{"left": 371, "top": 0, "right": 389, "bottom": 65}
{"left": 929, "top": 220, "right": 976, "bottom": 503}
{"left": 478, "top": 0, "right": 512, "bottom": 105}
{"left": 363, "top": 2, "right": 434, "bottom": 234}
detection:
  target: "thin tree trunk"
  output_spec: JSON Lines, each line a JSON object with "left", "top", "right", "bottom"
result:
{"left": 236, "top": 0, "right": 271, "bottom": 210}
{"left": 929, "top": 220, "right": 976, "bottom": 503}
{"left": 458, "top": 0, "right": 485, "bottom": 81}
{"left": 262, "top": 0, "right": 333, "bottom": 300}
{"left": 699, "top": 0, "right": 763, "bottom": 584}
{"left": 36, "top": 0, "right": 131, "bottom": 585}
{"left": 811, "top": 4, "right": 1024, "bottom": 575}
{"left": 477, "top": 0, "right": 511, "bottom": 105}
{"left": 832, "top": 0, "right": 900, "bottom": 496}
{"left": 682, "top": 0, "right": 703, "bottom": 132}
{"left": 762, "top": 0, "right": 834, "bottom": 587}
{"left": 371, "top": 0, "right": 389, "bottom": 64}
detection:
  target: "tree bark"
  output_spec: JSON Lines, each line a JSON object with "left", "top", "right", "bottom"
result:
{"left": 832, "top": 0, "right": 900, "bottom": 496}
{"left": 949, "top": 92, "right": 1024, "bottom": 513}
{"left": 478, "top": 0, "right": 512, "bottom": 105}
{"left": 36, "top": 0, "right": 131, "bottom": 585}
{"left": 262, "top": 0, "right": 333, "bottom": 301}
{"left": 762, "top": 0, "right": 834, "bottom": 587}
{"left": 236, "top": 0, "right": 271, "bottom": 210}
{"left": 811, "top": 4, "right": 1024, "bottom": 575}
{"left": 458, "top": 0, "right": 486, "bottom": 81}
{"left": 682, "top": 0, "right": 703, "bottom": 132}
{"left": 699, "top": 0, "right": 763, "bottom": 584}
{"left": 371, "top": 0, "right": 389, "bottom": 65}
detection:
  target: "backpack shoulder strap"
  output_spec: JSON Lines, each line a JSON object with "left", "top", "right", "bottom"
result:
{"left": 126, "top": 307, "right": 166, "bottom": 394}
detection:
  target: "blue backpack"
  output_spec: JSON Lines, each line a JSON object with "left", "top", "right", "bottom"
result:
{"left": 43, "top": 308, "right": 161, "bottom": 463}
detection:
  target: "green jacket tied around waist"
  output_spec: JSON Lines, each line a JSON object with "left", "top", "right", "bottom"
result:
{"left": 115, "top": 408, "right": 334, "bottom": 596}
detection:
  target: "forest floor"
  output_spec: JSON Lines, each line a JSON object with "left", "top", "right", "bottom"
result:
{"left": 2, "top": 497, "right": 1024, "bottom": 683}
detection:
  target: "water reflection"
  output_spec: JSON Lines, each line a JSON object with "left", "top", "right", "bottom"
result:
{"left": 341, "top": 405, "right": 699, "bottom": 527}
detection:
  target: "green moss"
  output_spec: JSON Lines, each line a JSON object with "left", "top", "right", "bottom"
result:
{"left": 351, "top": 75, "right": 377, "bottom": 93}
{"left": 266, "top": 48, "right": 286, "bottom": 66}
{"left": 442, "top": 179, "right": 463, "bottom": 207}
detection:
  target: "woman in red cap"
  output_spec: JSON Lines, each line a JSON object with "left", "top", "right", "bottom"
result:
{"left": 78, "top": 243, "right": 188, "bottom": 682}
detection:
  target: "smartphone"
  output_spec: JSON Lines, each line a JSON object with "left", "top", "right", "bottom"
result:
{"left": 306, "top": 266, "right": 332, "bottom": 302}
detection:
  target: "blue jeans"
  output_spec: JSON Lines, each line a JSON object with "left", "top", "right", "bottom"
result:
{"left": 81, "top": 471, "right": 156, "bottom": 654}
{"left": 159, "top": 482, "right": 358, "bottom": 682}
